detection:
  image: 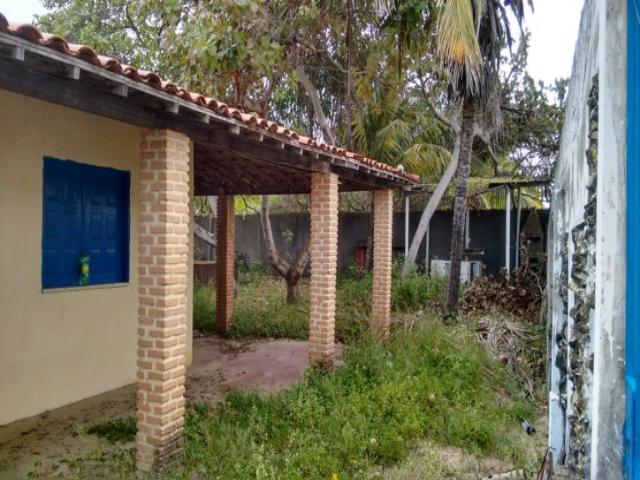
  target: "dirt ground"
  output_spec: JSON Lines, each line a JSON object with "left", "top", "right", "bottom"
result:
{"left": 0, "top": 336, "right": 342, "bottom": 479}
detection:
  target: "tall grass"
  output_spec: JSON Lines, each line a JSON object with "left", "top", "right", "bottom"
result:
{"left": 193, "top": 281, "right": 216, "bottom": 332}
{"left": 197, "top": 260, "right": 448, "bottom": 342}
{"left": 167, "top": 317, "right": 534, "bottom": 480}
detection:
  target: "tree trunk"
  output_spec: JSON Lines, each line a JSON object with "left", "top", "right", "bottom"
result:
{"left": 285, "top": 236, "right": 310, "bottom": 304}
{"left": 260, "top": 195, "right": 290, "bottom": 277}
{"left": 446, "top": 95, "right": 477, "bottom": 316}
{"left": 286, "top": 279, "right": 301, "bottom": 303}
{"left": 296, "top": 64, "right": 336, "bottom": 145}
{"left": 259, "top": 195, "right": 311, "bottom": 304}
{"left": 344, "top": 0, "right": 354, "bottom": 151}
{"left": 401, "top": 133, "right": 461, "bottom": 276}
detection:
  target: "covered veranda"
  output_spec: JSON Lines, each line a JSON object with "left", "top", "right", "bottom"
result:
{"left": 0, "top": 17, "right": 417, "bottom": 473}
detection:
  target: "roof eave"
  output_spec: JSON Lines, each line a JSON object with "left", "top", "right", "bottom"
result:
{"left": 0, "top": 30, "right": 416, "bottom": 190}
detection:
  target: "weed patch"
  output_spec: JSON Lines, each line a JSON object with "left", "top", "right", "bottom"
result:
{"left": 195, "top": 260, "right": 447, "bottom": 342}
{"left": 193, "top": 281, "right": 216, "bottom": 332}
{"left": 86, "top": 417, "right": 136, "bottom": 444}
{"left": 167, "top": 317, "right": 534, "bottom": 479}
{"left": 227, "top": 277, "right": 309, "bottom": 340}
{"left": 391, "top": 263, "right": 447, "bottom": 312}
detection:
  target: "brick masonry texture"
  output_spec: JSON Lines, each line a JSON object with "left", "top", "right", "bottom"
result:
{"left": 137, "top": 129, "right": 190, "bottom": 473}
{"left": 216, "top": 194, "right": 235, "bottom": 333}
{"left": 308, "top": 172, "right": 339, "bottom": 367}
{"left": 371, "top": 189, "right": 393, "bottom": 335}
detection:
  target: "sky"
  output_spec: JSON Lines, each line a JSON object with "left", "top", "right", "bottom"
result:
{"left": 0, "top": 0, "right": 583, "bottom": 85}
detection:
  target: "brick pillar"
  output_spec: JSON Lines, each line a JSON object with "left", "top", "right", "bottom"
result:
{"left": 371, "top": 189, "right": 393, "bottom": 336}
{"left": 137, "top": 129, "right": 190, "bottom": 473}
{"left": 309, "top": 172, "right": 339, "bottom": 367}
{"left": 216, "top": 194, "right": 235, "bottom": 333}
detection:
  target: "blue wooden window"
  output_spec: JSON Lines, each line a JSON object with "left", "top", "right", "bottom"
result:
{"left": 42, "top": 157, "right": 130, "bottom": 289}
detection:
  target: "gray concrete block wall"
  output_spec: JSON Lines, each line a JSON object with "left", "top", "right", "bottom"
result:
{"left": 195, "top": 209, "right": 548, "bottom": 276}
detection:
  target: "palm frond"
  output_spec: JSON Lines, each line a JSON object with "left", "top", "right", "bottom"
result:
{"left": 373, "top": 119, "right": 412, "bottom": 164}
{"left": 435, "top": 0, "right": 484, "bottom": 95}
{"left": 402, "top": 142, "right": 451, "bottom": 182}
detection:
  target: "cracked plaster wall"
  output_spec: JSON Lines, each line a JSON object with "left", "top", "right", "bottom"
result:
{"left": 548, "top": 0, "right": 626, "bottom": 478}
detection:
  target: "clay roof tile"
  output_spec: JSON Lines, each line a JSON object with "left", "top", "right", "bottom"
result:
{"left": 137, "top": 71, "right": 162, "bottom": 90}
{"left": 8, "top": 23, "right": 42, "bottom": 43}
{"left": 41, "top": 33, "right": 70, "bottom": 54}
{"left": 0, "top": 12, "right": 417, "bottom": 183}
{"left": 217, "top": 103, "right": 230, "bottom": 117}
{"left": 121, "top": 65, "right": 142, "bottom": 82}
{"left": 98, "top": 55, "right": 122, "bottom": 74}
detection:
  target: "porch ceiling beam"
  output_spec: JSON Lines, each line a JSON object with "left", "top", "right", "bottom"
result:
{"left": 196, "top": 144, "right": 393, "bottom": 193}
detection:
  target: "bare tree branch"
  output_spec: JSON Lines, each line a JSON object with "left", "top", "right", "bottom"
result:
{"left": 475, "top": 126, "right": 500, "bottom": 175}
{"left": 426, "top": 97, "right": 458, "bottom": 133}
{"left": 260, "top": 195, "right": 291, "bottom": 278}
{"left": 296, "top": 64, "right": 336, "bottom": 145}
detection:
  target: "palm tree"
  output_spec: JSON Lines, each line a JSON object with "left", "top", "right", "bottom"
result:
{"left": 434, "top": 0, "right": 531, "bottom": 316}
{"left": 350, "top": 84, "right": 455, "bottom": 265}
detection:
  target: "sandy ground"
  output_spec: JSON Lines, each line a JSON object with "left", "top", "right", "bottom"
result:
{"left": 0, "top": 335, "right": 542, "bottom": 479}
{"left": 0, "top": 336, "right": 342, "bottom": 479}
{"left": 371, "top": 412, "right": 549, "bottom": 480}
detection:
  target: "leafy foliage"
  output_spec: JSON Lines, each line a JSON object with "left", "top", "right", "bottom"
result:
{"left": 36, "top": 0, "right": 563, "bottom": 198}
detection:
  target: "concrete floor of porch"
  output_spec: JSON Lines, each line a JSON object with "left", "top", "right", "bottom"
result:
{"left": 0, "top": 336, "right": 343, "bottom": 479}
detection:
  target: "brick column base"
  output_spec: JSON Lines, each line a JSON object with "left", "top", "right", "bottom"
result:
{"left": 216, "top": 194, "right": 235, "bottom": 333}
{"left": 309, "top": 172, "right": 339, "bottom": 367}
{"left": 137, "top": 129, "right": 190, "bottom": 473}
{"left": 371, "top": 189, "right": 393, "bottom": 336}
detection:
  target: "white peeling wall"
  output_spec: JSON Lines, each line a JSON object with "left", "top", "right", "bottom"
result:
{"left": 548, "top": 0, "right": 599, "bottom": 471}
{"left": 591, "top": 0, "right": 626, "bottom": 477}
{"left": 548, "top": 0, "right": 627, "bottom": 478}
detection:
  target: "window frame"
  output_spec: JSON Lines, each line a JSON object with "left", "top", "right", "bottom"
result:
{"left": 41, "top": 157, "right": 131, "bottom": 290}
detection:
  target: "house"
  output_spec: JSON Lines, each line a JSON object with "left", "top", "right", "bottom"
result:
{"left": 0, "top": 15, "right": 417, "bottom": 473}
{"left": 546, "top": 0, "right": 631, "bottom": 478}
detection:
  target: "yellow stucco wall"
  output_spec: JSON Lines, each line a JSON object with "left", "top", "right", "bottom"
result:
{"left": 0, "top": 90, "right": 194, "bottom": 425}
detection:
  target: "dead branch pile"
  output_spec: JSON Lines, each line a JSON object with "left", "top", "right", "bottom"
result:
{"left": 460, "top": 266, "right": 544, "bottom": 318}
{"left": 474, "top": 314, "right": 542, "bottom": 399}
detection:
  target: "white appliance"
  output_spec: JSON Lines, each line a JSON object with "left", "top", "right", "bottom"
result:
{"left": 430, "top": 259, "right": 483, "bottom": 283}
